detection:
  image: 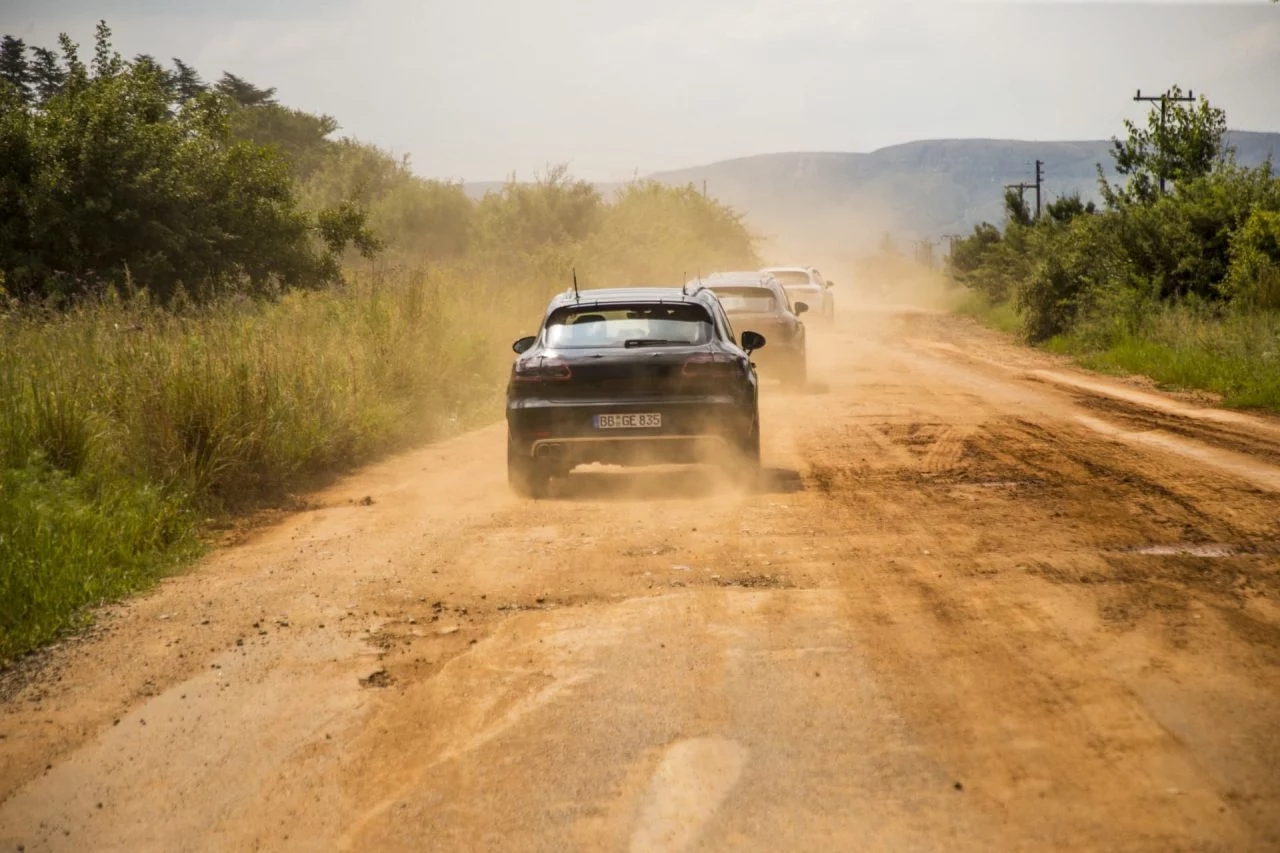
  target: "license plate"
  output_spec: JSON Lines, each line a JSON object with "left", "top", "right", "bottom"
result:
{"left": 594, "top": 413, "right": 662, "bottom": 429}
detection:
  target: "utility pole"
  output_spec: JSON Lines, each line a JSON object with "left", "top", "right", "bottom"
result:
{"left": 1004, "top": 181, "right": 1036, "bottom": 223}
{"left": 1004, "top": 158, "right": 1044, "bottom": 222}
{"left": 1034, "top": 159, "right": 1044, "bottom": 221}
{"left": 1134, "top": 87, "right": 1196, "bottom": 194}
{"left": 912, "top": 238, "right": 935, "bottom": 269}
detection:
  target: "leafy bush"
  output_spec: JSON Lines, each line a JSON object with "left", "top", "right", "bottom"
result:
{"left": 1224, "top": 208, "right": 1280, "bottom": 309}
{"left": 947, "top": 90, "right": 1280, "bottom": 406}
{"left": 585, "top": 181, "right": 758, "bottom": 284}
{"left": 0, "top": 24, "right": 374, "bottom": 303}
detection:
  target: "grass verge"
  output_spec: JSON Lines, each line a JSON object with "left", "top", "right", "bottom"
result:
{"left": 1047, "top": 307, "right": 1280, "bottom": 410}
{"left": 953, "top": 291, "right": 1023, "bottom": 335}
{"left": 958, "top": 296, "right": 1280, "bottom": 411}
{"left": 0, "top": 268, "right": 513, "bottom": 662}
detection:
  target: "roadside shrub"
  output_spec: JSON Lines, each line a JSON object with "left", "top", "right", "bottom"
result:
{"left": 1224, "top": 208, "right": 1280, "bottom": 309}
{"left": 585, "top": 181, "right": 759, "bottom": 284}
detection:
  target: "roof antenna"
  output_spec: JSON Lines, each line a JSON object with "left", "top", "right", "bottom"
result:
{"left": 572, "top": 267, "right": 580, "bottom": 301}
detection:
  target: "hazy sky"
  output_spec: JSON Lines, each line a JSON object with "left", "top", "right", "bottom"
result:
{"left": 4, "top": 1, "right": 1278, "bottom": 182}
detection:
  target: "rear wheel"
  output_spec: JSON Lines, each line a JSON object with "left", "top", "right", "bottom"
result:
{"left": 507, "top": 435, "right": 551, "bottom": 498}
{"left": 722, "top": 418, "right": 760, "bottom": 489}
{"left": 744, "top": 418, "right": 761, "bottom": 467}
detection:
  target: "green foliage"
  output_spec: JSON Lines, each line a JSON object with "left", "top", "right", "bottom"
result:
{"left": 1224, "top": 208, "right": 1280, "bottom": 309}
{"left": 947, "top": 222, "right": 1025, "bottom": 303}
{"left": 1109, "top": 162, "right": 1280, "bottom": 302}
{"left": 170, "top": 57, "right": 205, "bottom": 102}
{"left": 0, "top": 270, "right": 507, "bottom": 658}
{"left": 29, "top": 47, "right": 65, "bottom": 104}
{"left": 1004, "top": 188, "right": 1033, "bottom": 227}
{"left": 231, "top": 103, "right": 339, "bottom": 180}
{"left": 0, "top": 462, "right": 199, "bottom": 660}
{"left": 1050, "top": 305, "right": 1280, "bottom": 409}
{"left": 0, "top": 25, "right": 362, "bottom": 302}
{"left": 1017, "top": 213, "right": 1139, "bottom": 342}
{"left": 950, "top": 91, "right": 1280, "bottom": 409}
{"left": 316, "top": 201, "right": 382, "bottom": 260}
{"left": 955, "top": 290, "right": 1022, "bottom": 334}
{"left": 214, "top": 72, "right": 276, "bottom": 108}
{"left": 1044, "top": 193, "right": 1095, "bottom": 225}
{"left": 473, "top": 164, "right": 602, "bottom": 255}
{"left": 1107, "top": 86, "right": 1227, "bottom": 205}
{"left": 584, "top": 181, "right": 759, "bottom": 284}
{"left": 0, "top": 35, "right": 32, "bottom": 104}
{"left": 297, "top": 139, "right": 474, "bottom": 260}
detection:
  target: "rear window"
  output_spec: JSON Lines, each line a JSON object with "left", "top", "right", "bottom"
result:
{"left": 770, "top": 271, "right": 812, "bottom": 286}
{"left": 710, "top": 287, "right": 777, "bottom": 313}
{"left": 543, "top": 303, "right": 712, "bottom": 348}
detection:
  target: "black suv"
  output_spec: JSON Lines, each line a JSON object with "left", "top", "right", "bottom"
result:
{"left": 506, "top": 286, "right": 766, "bottom": 497}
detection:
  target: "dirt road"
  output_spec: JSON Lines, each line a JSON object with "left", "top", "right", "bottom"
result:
{"left": 3, "top": 307, "right": 1280, "bottom": 851}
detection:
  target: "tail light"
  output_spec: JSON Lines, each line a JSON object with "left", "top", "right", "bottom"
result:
{"left": 513, "top": 357, "right": 572, "bottom": 382}
{"left": 682, "top": 353, "right": 742, "bottom": 378}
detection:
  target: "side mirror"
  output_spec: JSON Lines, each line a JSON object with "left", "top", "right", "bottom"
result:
{"left": 793, "top": 302, "right": 809, "bottom": 315}
{"left": 825, "top": 281, "right": 834, "bottom": 289}
{"left": 512, "top": 335, "right": 536, "bottom": 354}
{"left": 740, "top": 331, "right": 766, "bottom": 353}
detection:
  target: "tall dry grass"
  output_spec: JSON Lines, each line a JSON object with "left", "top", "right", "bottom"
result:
{"left": 0, "top": 268, "right": 510, "bottom": 659}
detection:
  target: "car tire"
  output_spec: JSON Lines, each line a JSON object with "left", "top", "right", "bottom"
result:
{"left": 737, "top": 418, "right": 762, "bottom": 489}
{"left": 507, "top": 435, "right": 550, "bottom": 498}
{"left": 744, "top": 418, "right": 761, "bottom": 467}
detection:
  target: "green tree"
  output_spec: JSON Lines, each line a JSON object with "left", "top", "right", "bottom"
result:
{"left": 1044, "top": 193, "right": 1096, "bottom": 226}
{"left": 473, "top": 164, "right": 602, "bottom": 254}
{"left": 171, "top": 58, "right": 206, "bottom": 102}
{"left": 29, "top": 47, "right": 65, "bottom": 104}
{"left": 90, "top": 21, "right": 122, "bottom": 80}
{"left": 0, "top": 36, "right": 32, "bottom": 104}
{"left": 230, "top": 104, "right": 338, "bottom": 180}
{"left": 1106, "top": 86, "right": 1227, "bottom": 205}
{"left": 587, "top": 181, "right": 758, "bottom": 283}
{"left": 1224, "top": 208, "right": 1280, "bottom": 309}
{"left": 0, "top": 24, "right": 359, "bottom": 301}
{"left": 215, "top": 72, "right": 276, "bottom": 108}
{"left": 132, "top": 53, "right": 174, "bottom": 99}
{"left": 1003, "top": 188, "right": 1033, "bottom": 227}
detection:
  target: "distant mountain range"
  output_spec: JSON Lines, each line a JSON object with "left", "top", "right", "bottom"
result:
{"left": 462, "top": 131, "right": 1280, "bottom": 261}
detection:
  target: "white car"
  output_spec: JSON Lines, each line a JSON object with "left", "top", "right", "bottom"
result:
{"left": 762, "top": 266, "right": 834, "bottom": 324}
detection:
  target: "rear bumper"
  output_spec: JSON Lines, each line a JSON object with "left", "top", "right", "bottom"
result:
{"left": 507, "top": 395, "right": 754, "bottom": 464}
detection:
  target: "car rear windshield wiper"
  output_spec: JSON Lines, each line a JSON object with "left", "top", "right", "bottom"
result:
{"left": 624, "top": 339, "right": 682, "bottom": 348}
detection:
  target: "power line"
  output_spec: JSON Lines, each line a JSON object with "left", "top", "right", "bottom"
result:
{"left": 1134, "top": 87, "right": 1196, "bottom": 194}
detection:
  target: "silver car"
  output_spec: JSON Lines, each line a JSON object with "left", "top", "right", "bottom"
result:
{"left": 762, "top": 266, "right": 835, "bottom": 324}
